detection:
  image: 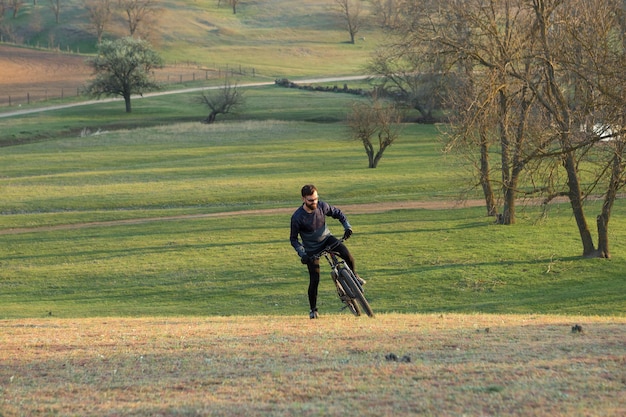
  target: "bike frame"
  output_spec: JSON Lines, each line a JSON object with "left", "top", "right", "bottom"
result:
{"left": 314, "top": 238, "right": 372, "bottom": 317}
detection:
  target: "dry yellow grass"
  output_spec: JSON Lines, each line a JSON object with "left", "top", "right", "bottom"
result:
{"left": 1, "top": 314, "right": 624, "bottom": 416}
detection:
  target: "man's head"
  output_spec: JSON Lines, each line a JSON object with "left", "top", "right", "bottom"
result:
{"left": 301, "top": 184, "right": 318, "bottom": 211}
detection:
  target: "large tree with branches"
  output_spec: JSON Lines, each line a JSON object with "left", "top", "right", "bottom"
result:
{"left": 85, "top": 37, "right": 162, "bottom": 113}
{"left": 378, "top": 0, "right": 626, "bottom": 257}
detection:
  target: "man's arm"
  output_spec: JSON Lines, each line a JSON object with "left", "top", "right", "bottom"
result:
{"left": 321, "top": 201, "right": 352, "bottom": 232}
{"left": 290, "top": 215, "right": 307, "bottom": 257}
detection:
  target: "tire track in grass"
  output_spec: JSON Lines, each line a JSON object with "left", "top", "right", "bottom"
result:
{"left": 0, "top": 200, "right": 485, "bottom": 235}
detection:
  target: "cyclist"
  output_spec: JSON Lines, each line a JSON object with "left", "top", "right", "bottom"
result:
{"left": 290, "top": 184, "right": 363, "bottom": 319}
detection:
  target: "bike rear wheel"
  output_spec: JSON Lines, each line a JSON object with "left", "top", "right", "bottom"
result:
{"left": 340, "top": 268, "right": 374, "bottom": 317}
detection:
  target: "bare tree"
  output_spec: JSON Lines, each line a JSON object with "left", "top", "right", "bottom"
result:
{"left": 389, "top": 0, "right": 626, "bottom": 257}
{"left": 371, "top": 0, "right": 402, "bottom": 29}
{"left": 228, "top": 0, "right": 240, "bottom": 14}
{"left": 334, "top": 0, "right": 363, "bottom": 44}
{"left": 368, "top": 0, "right": 455, "bottom": 123}
{"left": 347, "top": 98, "right": 402, "bottom": 168}
{"left": 197, "top": 81, "right": 245, "bottom": 124}
{"left": 84, "top": 0, "right": 112, "bottom": 44}
{"left": 48, "top": 0, "right": 60, "bottom": 23}
{"left": 9, "top": 0, "right": 23, "bottom": 18}
{"left": 441, "top": 1, "right": 544, "bottom": 224}
{"left": 118, "top": 0, "right": 155, "bottom": 37}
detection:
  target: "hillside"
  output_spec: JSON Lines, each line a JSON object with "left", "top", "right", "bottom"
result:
{"left": 1, "top": 0, "right": 381, "bottom": 107}
{"left": 1, "top": 0, "right": 381, "bottom": 77}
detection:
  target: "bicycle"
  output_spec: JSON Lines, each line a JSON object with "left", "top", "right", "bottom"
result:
{"left": 314, "top": 238, "right": 374, "bottom": 318}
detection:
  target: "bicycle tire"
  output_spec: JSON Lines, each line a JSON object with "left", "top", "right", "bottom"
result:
{"left": 340, "top": 268, "right": 374, "bottom": 317}
{"left": 336, "top": 272, "right": 361, "bottom": 316}
{"left": 346, "top": 299, "right": 361, "bottom": 316}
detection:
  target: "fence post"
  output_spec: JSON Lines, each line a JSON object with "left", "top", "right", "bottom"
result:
{"left": 27, "top": 93, "right": 30, "bottom": 105}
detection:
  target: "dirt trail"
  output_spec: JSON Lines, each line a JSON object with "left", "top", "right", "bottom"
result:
{"left": 0, "top": 200, "right": 485, "bottom": 235}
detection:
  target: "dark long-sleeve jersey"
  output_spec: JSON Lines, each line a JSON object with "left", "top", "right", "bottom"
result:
{"left": 290, "top": 200, "right": 351, "bottom": 257}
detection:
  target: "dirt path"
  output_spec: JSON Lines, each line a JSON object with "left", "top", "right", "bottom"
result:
{"left": 0, "top": 200, "right": 486, "bottom": 235}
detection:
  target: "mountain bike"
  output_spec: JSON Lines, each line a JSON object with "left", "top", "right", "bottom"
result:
{"left": 314, "top": 238, "right": 374, "bottom": 317}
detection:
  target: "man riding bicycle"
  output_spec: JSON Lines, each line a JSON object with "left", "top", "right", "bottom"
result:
{"left": 289, "top": 184, "right": 364, "bottom": 319}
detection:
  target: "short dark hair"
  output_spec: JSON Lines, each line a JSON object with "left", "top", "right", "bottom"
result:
{"left": 301, "top": 184, "right": 317, "bottom": 197}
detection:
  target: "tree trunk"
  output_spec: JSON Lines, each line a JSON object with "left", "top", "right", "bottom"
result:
{"left": 372, "top": 148, "right": 385, "bottom": 168}
{"left": 203, "top": 111, "right": 217, "bottom": 124}
{"left": 124, "top": 94, "right": 132, "bottom": 113}
{"left": 562, "top": 152, "right": 596, "bottom": 256}
{"left": 364, "top": 142, "right": 375, "bottom": 168}
{"left": 479, "top": 130, "right": 497, "bottom": 217}
{"left": 498, "top": 87, "right": 514, "bottom": 224}
{"left": 596, "top": 142, "right": 624, "bottom": 259}
{"left": 502, "top": 186, "right": 515, "bottom": 225}
{"left": 597, "top": 214, "right": 610, "bottom": 259}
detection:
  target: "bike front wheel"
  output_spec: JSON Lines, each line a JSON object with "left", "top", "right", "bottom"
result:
{"left": 335, "top": 274, "right": 361, "bottom": 316}
{"left": 340, "top": 269, "right": 374, "bottom": 317}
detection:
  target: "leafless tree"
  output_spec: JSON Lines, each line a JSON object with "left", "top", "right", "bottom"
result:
{"left": 9, "top": 0, "right": 23, "bottom": 18}
{"left": 370, "top": 0, "right": 402, "bottom": 29}
{"left": 381, "top": 0, "right": 626, "bottom": 257}
{"left": 441, "top": 0, "right": 543, "bottom": 224}
{"left": 228, "top": 0, "right": 240, "bottom": 14}
{"left": 197, "top": 81, "right": 245, "bottom": 124}
{"left": 334, "top": 0, "right": 363, "bottom": 44}
{"left": 84, "top": 0, "right": 112, "bottom": 44}
{"left": 347, "top": 97, "right": 402, "bottom": 168}
{"left": 48, "top": 0, "right": 60, "bottom": 23}
{"left": 367, "top": 0, "right": 457, "bottom": 124}
{"left": 118, "top": 0, "right": 155, "bottom": 37}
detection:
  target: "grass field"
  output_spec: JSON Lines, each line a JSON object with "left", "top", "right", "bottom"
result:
{"left": 1, "top": 114, "right": 625, "bottom": 319}
{"left": 2, "top": 101, "right": 625, "bottom": 417}
{"left": 1, "top": 2, "right": 625, "bottom": 415}
{"left": 1, "top": 315, "right": 625, "bottom": 416}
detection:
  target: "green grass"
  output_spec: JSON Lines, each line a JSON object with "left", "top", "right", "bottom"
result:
{"left": 1, "top": 118, "right": 624, "bottom": 319}
{"left": 0, "top": 83, "right": 376, "bottom": 143}
{"left": 7, "top": 0, "right": 381, "bottom": 76}
{"left": 0, "top": 120, "right": 452, "bottom": 219}
{"left": 2, "top": 206, "right": 624, "bottom": 318}
{"left": 3, "top": 4, "right": 623, "bottom": 416}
